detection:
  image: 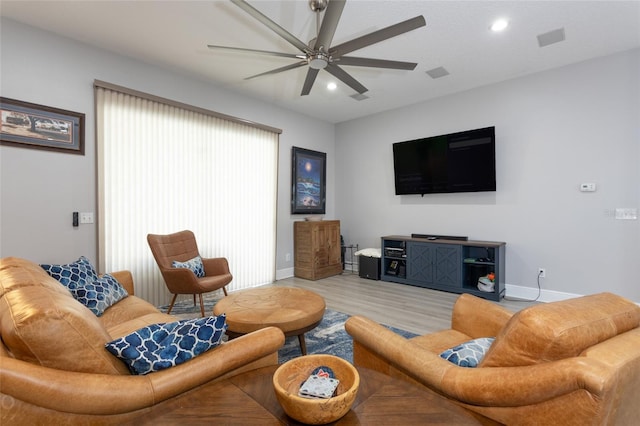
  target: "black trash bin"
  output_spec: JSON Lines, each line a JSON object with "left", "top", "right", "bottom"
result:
{"left": 359, "top": 256, "right": 380, "bottom": 280}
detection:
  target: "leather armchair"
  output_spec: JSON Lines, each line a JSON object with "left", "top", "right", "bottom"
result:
{"left": 345, "top": 292, "right": 640, "bottom": 426}
{"left": 147, "top": 230, "right": 232, "bottom": 316}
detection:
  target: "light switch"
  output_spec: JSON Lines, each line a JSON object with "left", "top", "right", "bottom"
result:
{"left": 80, "top": 212, "right": 94, "bottom": 224}
{"left": 615, "top": 208, "right": 637, "bottom": 220}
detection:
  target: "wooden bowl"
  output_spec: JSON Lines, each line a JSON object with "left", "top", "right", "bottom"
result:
{"left": 272, "top": 354, "right": 360, "bottom": 425}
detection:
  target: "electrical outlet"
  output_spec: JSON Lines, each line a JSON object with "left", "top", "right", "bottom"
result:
{"left": 538, "top": 268, "right": 546, "bottom": 278}
{"left": 285, "top": 253, "right": 291, "bottom": 262}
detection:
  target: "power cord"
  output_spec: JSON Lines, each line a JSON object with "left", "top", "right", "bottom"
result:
{"left": 504, "top": 270, "right": 542, "bottom": 303}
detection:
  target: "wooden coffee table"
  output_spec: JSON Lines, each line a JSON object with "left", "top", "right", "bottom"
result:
{"left": 213, "top": 287, "right": 325, "bottom": 355}
{"left": 134, "top": 365, "right": 482, "bottom": 425}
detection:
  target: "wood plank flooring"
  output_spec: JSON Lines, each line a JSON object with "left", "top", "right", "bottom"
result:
{"left": 272, "top": 272, "right": 538, "bottom": 335}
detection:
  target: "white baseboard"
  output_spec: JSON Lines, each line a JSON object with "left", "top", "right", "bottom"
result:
{"left": 276, "top": 267, "right": 294, "bottom": 281}
{"left": 275, "top": 267, "right": 359, "bottom": 281}
{"left": 505, "top": 283, "right": 581, "bottom": 303}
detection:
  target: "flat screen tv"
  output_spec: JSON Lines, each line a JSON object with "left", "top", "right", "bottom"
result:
{"left": 392, "top": 126, "right": 496, "bottom": 195}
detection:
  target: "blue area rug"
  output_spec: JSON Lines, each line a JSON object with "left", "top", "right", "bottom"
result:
{"left": 278, "top": 309, "right": 418, "bottom": 364}
{"left": 159, "top": 294, "right": 418, "bottom": 364}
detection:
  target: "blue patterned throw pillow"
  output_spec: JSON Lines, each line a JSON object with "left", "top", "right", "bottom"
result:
{"left": 172, "top": 255, "right": 205, "bottom": 278}
{"left": 105, "top": 315, "right": 227, "bottom": 375}
{"left": 40, "top": 256, "right": 128, "bottom": 316}
{"left": 440, "top": 337, "right": 495, "bottom": 368}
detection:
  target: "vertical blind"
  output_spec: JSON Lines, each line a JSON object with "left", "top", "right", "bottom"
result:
{"left": 95, "top": 84, "right": 279, "bottom": 306}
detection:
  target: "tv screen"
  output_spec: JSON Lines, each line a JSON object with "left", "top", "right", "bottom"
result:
{"left": 393, "top": 126, "right": 496, "bottom": 195}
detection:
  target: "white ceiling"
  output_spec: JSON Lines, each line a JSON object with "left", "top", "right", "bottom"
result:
{"left": 2, "top": 1, "right": 640, "bottom": 123}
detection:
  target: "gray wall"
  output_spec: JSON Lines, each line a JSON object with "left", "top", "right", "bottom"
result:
{"left": 335, "top": 48, "right": 640, "bottom": 302}
{"left": 2, "top": 18, "right": 639, "bottom": 304}
{"left": 0, "top": 18, "right": 334, "bottom": 279}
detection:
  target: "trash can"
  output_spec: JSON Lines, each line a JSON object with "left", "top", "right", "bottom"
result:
{"left": 356, "top": 248, "right": 381, "bottom": 280}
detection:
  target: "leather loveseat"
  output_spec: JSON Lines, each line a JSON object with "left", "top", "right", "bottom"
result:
{"left": 0, "top": 257, "right": 285, "bottom": 424}
{"left": 345, "top": 292, "right": 640, "bottom": 426}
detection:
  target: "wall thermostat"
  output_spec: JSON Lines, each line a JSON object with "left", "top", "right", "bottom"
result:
{"left": 580, "top": 183, "right": 596, "bottom": 192}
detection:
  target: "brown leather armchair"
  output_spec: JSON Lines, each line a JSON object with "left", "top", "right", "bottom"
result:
{"left": 147, "top": 230, "right": 231, "bottom": 316}
{"left": 345, "top": 292, "right": 640, "bottom": 426}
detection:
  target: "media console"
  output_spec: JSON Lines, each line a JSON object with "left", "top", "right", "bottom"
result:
{"left": 381, "top": 235, "right": 506, "bottom": 301}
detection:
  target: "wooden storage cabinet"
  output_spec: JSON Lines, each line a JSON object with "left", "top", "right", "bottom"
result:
{"left": 294, "top": 220, "right": 342, "bottom": 280}
{"left": 381, "top": 235, "right": 506, "bottom": 301}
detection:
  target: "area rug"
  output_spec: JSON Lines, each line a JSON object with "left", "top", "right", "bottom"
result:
{"left": 159, "top": 295, "right": 418, "bottom": 364}
{"left": 277, "top": 309, "right": 418, "bottom": 364}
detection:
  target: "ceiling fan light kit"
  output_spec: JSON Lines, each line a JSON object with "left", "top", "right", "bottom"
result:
{"left": 208, "top": 0, "right": 426, "bottom": 97}
{"left": 308, "top": 52, "right": 329, "bottom": 70}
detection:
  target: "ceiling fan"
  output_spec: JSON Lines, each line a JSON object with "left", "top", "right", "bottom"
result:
{"left": 208, "top": 0, "right": 426, "bottom": 96}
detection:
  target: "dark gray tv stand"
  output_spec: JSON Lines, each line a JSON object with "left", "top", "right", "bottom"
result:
{"left": 381, "top": 235, "right": 506, "bottom": 301}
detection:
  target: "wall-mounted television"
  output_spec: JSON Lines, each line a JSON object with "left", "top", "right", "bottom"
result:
{"left": 392, "top": 126, "right": 496, "bottom": 196}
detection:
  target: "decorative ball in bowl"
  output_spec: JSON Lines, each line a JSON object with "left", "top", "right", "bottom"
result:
{"left": 272, "top": 354, "right": 360, "bottom": 425}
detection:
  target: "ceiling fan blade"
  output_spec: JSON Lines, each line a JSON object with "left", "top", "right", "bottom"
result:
{"left": 314, "top": 0, "right": 346, "bottom": 51}
{"left": 301, "top": 68, "right": 320, "bottom": 96}
{"left": 207, "top": 44, "right": 303, "bottom": 59}
{"left": 324, "top": 63, "right": 368, "bottom": 94}
{"left": 337, "top": 56, "right": 418, "bottom": 70}
{"left": 244, "top": 61, "right": 307, "bottom": 80}
{"left": 231, "top": 0, "right": 310, "bottom": 54}
{"left": 330, "top": 15, "right": 426, "bottom": 57}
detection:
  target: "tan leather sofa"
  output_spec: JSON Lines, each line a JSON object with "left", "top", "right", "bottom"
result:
{"left": 345, "top": 292, "right": 640, "bottom": 426}
{"left": 0, "top": 257, "right": 285, "bottom": 424}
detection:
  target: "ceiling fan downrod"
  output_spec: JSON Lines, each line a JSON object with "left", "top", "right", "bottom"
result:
{"left": 309, "top": 0, "right": 328, "bottom": 13}
{"left": 308, "top": 0, "right": 330, "bottom": 69}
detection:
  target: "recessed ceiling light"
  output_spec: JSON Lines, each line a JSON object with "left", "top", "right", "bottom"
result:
{"left": 327, "top": 82, "right": 337, "bottom": 91}
{"left": 490, "top": 19, "right": 509, "bottom": 32}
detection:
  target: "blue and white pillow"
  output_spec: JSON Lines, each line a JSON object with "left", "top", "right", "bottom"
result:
{"left": 40, "top": 256, "right": 128, "bottom": 316}
{"left": 440, "top": 337, "right": 495, "bottom": 368}
{"left": 105, "top": 315, "right": 227, "bottom": 375}
{"left": 172, "top": 255, "right": 205, "bottom": 278}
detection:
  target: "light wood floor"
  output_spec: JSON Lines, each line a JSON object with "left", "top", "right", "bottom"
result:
{"left": 272, "top": 272, "right": 538, "bottom": 335}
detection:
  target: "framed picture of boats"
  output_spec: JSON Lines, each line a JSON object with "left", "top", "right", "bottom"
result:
{"left": 1, "top": 97, "right": 85, "bottom": 155}
{"left": 291, "top": 146, "right": 326, "bottom": 215}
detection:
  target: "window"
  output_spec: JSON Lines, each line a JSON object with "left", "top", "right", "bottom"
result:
{"left": 95, "top": 82, "right": 280, "bottom": 306}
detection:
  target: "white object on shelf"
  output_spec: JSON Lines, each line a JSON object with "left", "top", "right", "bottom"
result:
{"left": 355, "top": 248, "right": 381, "bottom": 258}
{"left": 477, "top": 277, "right": 495, "bottom": 292}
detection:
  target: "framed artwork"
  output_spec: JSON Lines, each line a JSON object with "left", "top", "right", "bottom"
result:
{"left": 291, "top": 146, "right": 326, "bottom": 215}
{"left": 1, "top": 97, "right": 85, "bottom": 155}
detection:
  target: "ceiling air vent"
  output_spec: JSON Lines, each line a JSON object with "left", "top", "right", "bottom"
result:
{"left": 537, "top": 28, "right": 566, "bottom": 47}
{"left": 350, "top": 93, "right": 370, "bottom": 101}
{"left": 426, "top": 66, "right": 450, "bottom": 79}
